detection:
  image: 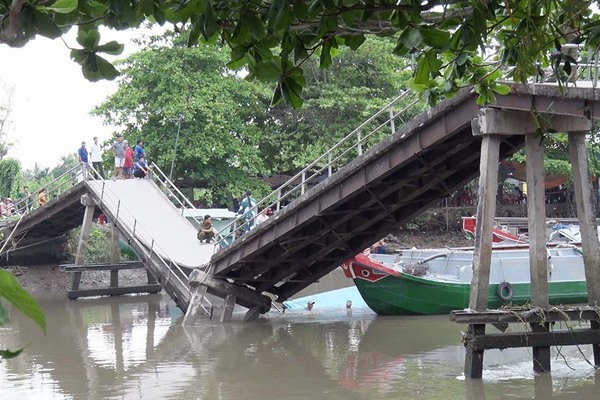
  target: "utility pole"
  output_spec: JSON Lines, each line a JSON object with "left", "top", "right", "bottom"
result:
{"left": 169, "top": 115, "right": 183, "bottom": 181}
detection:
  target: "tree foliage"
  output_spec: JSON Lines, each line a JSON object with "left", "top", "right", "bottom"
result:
{"left": 0, "top": 158, "right": 21, "bottom": 198}
{"left": 1, "top": 1, "right": 597, "bottom": 107}
{"left": 93, "top": 39, "right": 275, "bottom": 204}
{"left": 0, "top": 80, "right": 15, "bottom": 158}
{"left": 93, "top": 34, "right": 421, "bottom": 204}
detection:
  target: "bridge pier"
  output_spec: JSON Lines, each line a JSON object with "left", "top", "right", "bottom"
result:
{"left": 459, "top": 108, "right": 597, "bottom": 379}
{"left": 66, "top": 194, "right": 161, "bottom": 299}
{"left": 183, "top": 268, "right": 271, "bottom": 324}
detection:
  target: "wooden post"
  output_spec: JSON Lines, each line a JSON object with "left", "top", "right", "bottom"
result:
{"left": 469, "top": 134, "right": 500, "bottom": 311}
{"left": 525, "top": 132, "right": 551, "bottom": 372}
{"left": 71, "top": 195, "right": 95, "bottom": 291}
{"left": 525, "top": 132, "right": 550, "bottom": 307}
{"left": 110, "top": 226, "right": 120, "bottom": 288}
{"left": 464, "top": 324, "right": 486, "bottom": 379}
{"left": 220, "top": 294, "right": 236, "bottom": 323}
{"left": 531, "top": 322, "right": 551, "bottom": 372}
{"left": 568, "top": 132, "right": 600, "bottom": 304}
{"left": 569, "top": 131, "right": 600, "bottom": 367}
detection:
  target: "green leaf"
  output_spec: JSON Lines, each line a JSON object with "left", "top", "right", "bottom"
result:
{"left": 34, "top": 10, "right": 63, "bottom": 39}
{"left": 96, "top": 41, "right": 124, "bottom": 55}
{"left": 0, "top": 348, "right": 24, "bottom": 359}
{"left": 420, "top": 28, "right": 450, "bottom": 49}
{"left": 95, "top": 55, "right": 120, "bottom": 80}
{"left": 343, "top": 34, "right": 366, "bottom": 50}
{"left": 76, "top": 28, "right": 100, "bottom": 49}
{"left": 44, "top": 0, "right": 78, "bottom": 14}
{"left": 0, "top": 301, "right": 8, "bottom": 325}
{"left": 491, "top": 84, "right": 511, "bottom": 95}
{"left": 254, "top": 59, "right": 283, "bottom": 82}
{"left": 0, "top": 270, "right": 45, "bottom": 333}
{"left": 399, "top": 28, "right": 423, "bottom": 49}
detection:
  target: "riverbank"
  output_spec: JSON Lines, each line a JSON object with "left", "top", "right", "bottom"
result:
{"left": 5, "top": 230, "right": 473, "bottom": 293}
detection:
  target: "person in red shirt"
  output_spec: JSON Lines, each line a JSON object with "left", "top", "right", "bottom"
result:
{"left": 123, "top": 140, "right": 134, "bottom": 179}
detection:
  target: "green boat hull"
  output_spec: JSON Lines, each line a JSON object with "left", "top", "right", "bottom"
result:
{"left": 354, "top": 273, "right": 589, "bottom": 315}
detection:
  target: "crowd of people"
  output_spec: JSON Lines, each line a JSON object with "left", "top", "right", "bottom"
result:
{"left": 77, "top": 134, "right": 150, "bottom": 181}
{"left": 0, "top": 186, "right": 48, "bottom": 219}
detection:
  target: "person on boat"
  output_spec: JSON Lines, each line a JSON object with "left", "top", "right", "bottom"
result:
{"left": 197, "top": 215, "right": 218, "bottom": 243}
{"left": 237, "top": 190, "right": 257, "bottom": 233}
{"left": 371, "top": 239, "right": 386, "bottom": 254}
{"left": 306, "top": 301, "right": 315, "bottom": 311}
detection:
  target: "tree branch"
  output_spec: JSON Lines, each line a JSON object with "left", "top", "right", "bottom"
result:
{"left": 0, "top": 0, "right": 26, "bottom": 46}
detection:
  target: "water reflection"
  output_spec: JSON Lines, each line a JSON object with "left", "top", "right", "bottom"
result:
{"left": 1, "top": 294, "right": 599, "bottom": 399}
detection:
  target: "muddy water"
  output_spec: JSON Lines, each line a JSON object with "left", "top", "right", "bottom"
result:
{"left": 1, "top": 293, "right": 599, "bottom": 400}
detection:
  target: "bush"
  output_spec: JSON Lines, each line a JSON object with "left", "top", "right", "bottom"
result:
{"left": 64, "top": 224, "right": 137, "bottom": 263}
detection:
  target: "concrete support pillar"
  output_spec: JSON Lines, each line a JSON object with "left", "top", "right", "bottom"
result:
{"left": 220, "top": 294, "right": 236, "bottom": 323}
{"left": 110, "top": 226, "right": 120, "bottom": 288}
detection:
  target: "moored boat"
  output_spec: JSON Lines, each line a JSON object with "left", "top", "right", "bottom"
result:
{"left": 342, "top": 246, "right": 588, "bottom": 315}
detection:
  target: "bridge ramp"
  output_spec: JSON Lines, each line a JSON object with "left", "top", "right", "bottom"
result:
{"left": 86, "top": 179, "right": 213, "bottom": 268}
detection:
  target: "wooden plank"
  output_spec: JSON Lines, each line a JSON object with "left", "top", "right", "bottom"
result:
{"left": 525, "top": 133, "right": 549, "bottom": 307}
{"left": 472, "top": 108, "right": 591, "bottom": 135}
{"left": 469, "top": 134, "right": 500, "bottom": 311}
{"left": 66, "top": 284, "right": 162, "bottom": 299}
{"left": 60, "top": 261, "right": 146, "bottom": 272}
{"left": 451, "top": 308, "right": 600, "bottom": 324}
{"left": 466, "top": 329, "right": 600, "bottom": 350}
{"left": 569, "top": 132, "right": 600, "bottom": 304}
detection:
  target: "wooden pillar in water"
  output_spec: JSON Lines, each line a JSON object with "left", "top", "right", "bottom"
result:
{"left": 466, "top": 128, "right": 500, "bottom": 379}
{"left": 71, "top": 195, "right": 95, "bottom": 291}
{"left": 525, "top": 132, "right": 551, "bottom": 372}
{"left": 110, "top": 226, "right": 120, "bottom": 289}
{"left": 568, "top": 130, "right": 600, "bottom": 367}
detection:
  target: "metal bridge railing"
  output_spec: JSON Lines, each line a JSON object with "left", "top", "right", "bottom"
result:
{"left": 9, "top": 164, "right": 82, "bottom": 218}
{"left": 86, "top": 165, "right": 213, "bottom": 316}
{"left": 149, "top": 162, "right": 229, "bottom": 249}
{"left": 216, "top": 90, "right": 423, "bottom": 243}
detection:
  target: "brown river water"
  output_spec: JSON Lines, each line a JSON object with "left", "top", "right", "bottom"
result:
{"left": 1, "top": 291, "right": 599, "bottom": 400}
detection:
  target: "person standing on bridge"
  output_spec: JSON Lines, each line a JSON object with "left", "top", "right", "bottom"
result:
{"left": 123, "top": 140, "right": 134, "bottom": 179}
{"left": 237, "top": 190, "right": 257, "bottom": 233}
{"left": 134, "top": 139, "right": 145, "bottom": 162}
{"left": 77, "top": 141, "right": 89, "bottom": 180}
{"left": 38, "top": 188, "right": 47, "bottom": 207}
{"left": 89, "top": 136, "right": 104, "bottom": 179}
{"left": 111, "top": 134, "right": 126, "bottom": 180}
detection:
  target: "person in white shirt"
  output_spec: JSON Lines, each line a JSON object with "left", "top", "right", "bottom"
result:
{"left": 89, "top": 136, "right": 105, "bottom": 179}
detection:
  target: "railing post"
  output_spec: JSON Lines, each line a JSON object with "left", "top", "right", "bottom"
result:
{"left": 357, "top": 129, "right": 363, "bottom": 155}
{"left": 116, "top": 200, "right": 121, "bottom": 219}
{"left": 327, "top": 151, "right": 332, "bottom": 177}
{"left": 276, "top": 188, "right": 282, "bottom": 211}
{"left": 301, "top": 171, "right": 306, "bottom": 195}
{"left": 389, "top": 105, "right": 396, "bottom": 134}
{"left": 132, "top": 220, "right": 137, "bottom": 236}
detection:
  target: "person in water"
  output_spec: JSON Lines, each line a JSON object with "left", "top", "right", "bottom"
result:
{"left": 197, "top": 215, "right": 217, "bottom": 243}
